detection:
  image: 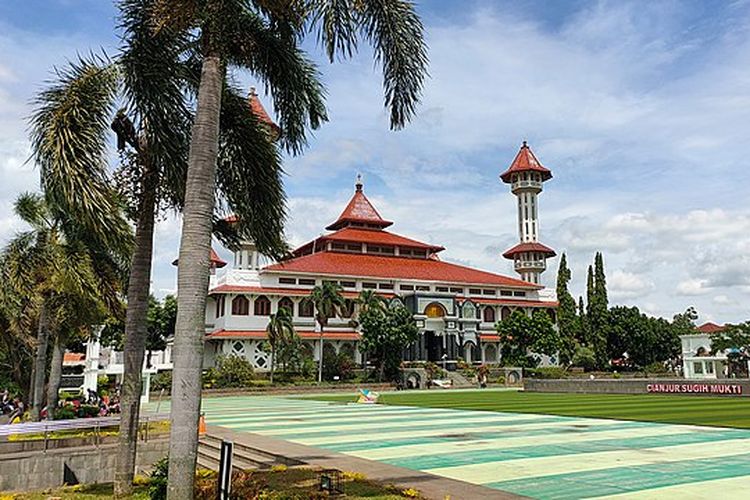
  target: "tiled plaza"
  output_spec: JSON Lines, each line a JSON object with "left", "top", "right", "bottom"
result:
{"left": 152, "top": 394, "right": 750, "bottom": 499}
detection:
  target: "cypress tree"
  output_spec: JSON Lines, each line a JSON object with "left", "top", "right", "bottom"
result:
{"left": 589, "top": 252, "right": 610, "bottom": 368}
{"left": 585, "top": 264, "right": 594, "bottom": 340}
{"left": 578, "top": 295, "right": 588, "bottom": 344}
{"left": 555, "top": 253, "right": 577, "bottom": 364}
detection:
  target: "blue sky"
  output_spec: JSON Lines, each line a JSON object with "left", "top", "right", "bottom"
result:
{"left": 2, "top": 0, "right": 750, "bottom": 323}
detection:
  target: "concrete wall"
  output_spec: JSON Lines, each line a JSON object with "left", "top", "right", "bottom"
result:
{"left": 0, "top": 439, "right": 168, "bottom": 493}
{"left": 524, "top": 378, "right": 750, "bottom": 397}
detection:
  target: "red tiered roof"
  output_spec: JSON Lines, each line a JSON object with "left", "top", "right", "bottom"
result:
{"left": 292, "top": 227, "right": 444, "bottom": 257}
{"left": 266, "top": 251, "right": 539, "bottom": 288}
{"left": 500, "top": 141, "right": 553, "bottom": 183}
{"left": 326, "top": 181, "right": 393, "bottom": 230}
{"left": 502, "top": 242, "right": 556, "bottom": 259}
{"left": 697, "top": 322, "right": 725, "bottom": 334}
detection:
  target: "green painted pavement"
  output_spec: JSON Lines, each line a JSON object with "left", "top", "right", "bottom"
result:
{"left": 381, "top": 429, "right": 750, "bottom": 470}
{"left": 487, "top": 452, "right": 750, "bottom": 499}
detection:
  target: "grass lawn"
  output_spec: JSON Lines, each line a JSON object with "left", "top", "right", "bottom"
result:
{"left": 306, "top": 389, "right": 750, "bottom": 428}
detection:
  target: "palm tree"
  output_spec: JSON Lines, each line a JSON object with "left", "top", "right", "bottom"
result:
{"left": 29, "top": 1, "right": 291, "bottom": 491}
{"left": 1, "top": 194, "right": 125, "bottom": 421}
{"left": 310, "top": 282, "right": 346, "bottom": 383}
{"left": 266, "top": 306, "right": 294, "bottom": 384}
{"left": 154, "top": 2, "right": 427, "bottom": 493}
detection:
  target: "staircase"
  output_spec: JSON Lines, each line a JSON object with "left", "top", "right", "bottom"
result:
{"left": 197, "top": 433, "right": 301, "bottom": 471}
{"left": 445, "top": 370, "right": 474, "bottom": 388}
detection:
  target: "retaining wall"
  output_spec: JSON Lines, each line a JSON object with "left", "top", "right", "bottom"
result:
{"left": 0, "top": 438, "right": 168, "bottom": 493}
{"left": 524, "top": 378, "right": 750, "bottom": 397}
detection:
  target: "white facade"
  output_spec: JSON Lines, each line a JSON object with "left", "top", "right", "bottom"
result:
{"left": 680, "top": 333, "right": 728, "bottom": 379}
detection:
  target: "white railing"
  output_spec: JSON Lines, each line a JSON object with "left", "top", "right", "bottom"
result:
{"left": 0, "top": 413, "right": 170, "bottom": 450}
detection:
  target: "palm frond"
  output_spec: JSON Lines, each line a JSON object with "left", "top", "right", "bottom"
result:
{"left": 28, "top": 54, "right": 133, "bottom": 254}
{"left": 214, "top": 85, "right": 289, "bottom": 259}
{"left": 13, "top": 192, "right": 50, "bottom": 230}
{"left": 356, "top": 0, "right": 428, "bottom": 129}
{"left": 119, "top": 0, "right": 193, "bottom": 209}
{"left": 309, "top": 0, "right": 359, "bottom": 59}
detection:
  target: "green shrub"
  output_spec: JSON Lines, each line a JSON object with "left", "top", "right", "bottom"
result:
{"left": 572, "top": 346, "right": 597, "bottom": 371}
{"left": 202, "top": 355, "right": 255, "bottom": 389}
{"left": 152, "top": 371, "right": 172, "bottom": 392}
{"left": 54, "top": 405, "right": 76, "bottom": 420}
{"left": 149, "top": 457, "right": 169, "bottom": 500}
{"left": 322, "top": 350, "right": 355, "bottom": 381}
{"left": 642, "top": 361, "right": 668, "bottom": 374}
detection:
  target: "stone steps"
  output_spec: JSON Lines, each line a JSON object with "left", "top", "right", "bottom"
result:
{"left": 197, "top": 432, "right": 301, "bottom": 471}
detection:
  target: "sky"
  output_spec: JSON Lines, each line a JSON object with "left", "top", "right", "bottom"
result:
{"left": 1, "top": 0, "right": 750, "bottom": 324}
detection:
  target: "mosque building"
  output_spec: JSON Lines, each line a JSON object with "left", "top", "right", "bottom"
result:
{"left": 201, "top": 136, "right": 559, "bottom": 371}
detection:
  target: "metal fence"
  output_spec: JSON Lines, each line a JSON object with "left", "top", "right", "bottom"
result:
{"left": 0, "top": 413, "right": 170, "bottom": 451}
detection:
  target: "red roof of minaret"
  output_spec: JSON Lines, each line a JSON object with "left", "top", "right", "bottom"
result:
{"left": 326, "top": 177, "right": 393, "bottom": 231}
{"left": 248, "top": 87, "right": 280, "bottom": 138}
{"left": 500, "top": 141, "right": 553, "bottom": 183}
{"left": 502, "top": 242, "right": 556, "bottom": 259}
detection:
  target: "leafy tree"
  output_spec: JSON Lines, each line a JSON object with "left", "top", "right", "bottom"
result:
{"left": 265, "top": 305, "right": 295, "bottom": 383}
{"left": 578, "top": 295, "right": 588, "bottom": 344}
{"left": 672, "top": 306, "right": 698, "bottom": 336}
{"left": 154, "top": 1, "right": 429, "bottom": 494}
{"left": 607, "top": 305, "right": 680, "bottom": 369}
{"left": 1, "top": 194, "right": 124, "bottom": 420}
{"left": 310, "top": 282, "right": 346, "bottom": 383}
{"left": 710, "top": 322, "right": 750, "bottom": 377}
{"left": 497, "top": 310, "right": 560, "bottom": 368}
{"left": 359, "top": 299, "right": 418, "bottom": 382}
{"left": 555, "top": 253, "right": 577, "bottom": 364}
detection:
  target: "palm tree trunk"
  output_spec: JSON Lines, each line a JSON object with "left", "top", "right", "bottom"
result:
{"left": 31, "top": 302, "right": 50, "bottom": 421}
{"left": 318, "top": 330, "right": 324, "bottom": 383}
{"left": 46, "top": 332, "right": 65, "bottom": 420}
{"left": 114, "top": 159, "right": 158, "bottom": 498}
{"left": 270, "top": 348, "right": 274, "bottom": 384}
{"left": 167, "top": 52, "right": 223, "bottom": 500}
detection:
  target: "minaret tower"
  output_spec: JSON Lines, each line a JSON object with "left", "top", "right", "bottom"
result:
{"left": 500, "top": 141, "right": 556, "bottom": 284}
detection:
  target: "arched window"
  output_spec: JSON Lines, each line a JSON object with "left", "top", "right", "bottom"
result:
{"left": 547, "top": 308, "right": 556, "bottom": 322}
{"left": 231, "top": 295, "right": 249, "bottom": 316}
{"left": 299, "top": 298, "right": 314, "bottom": 318}
{"left": 501, "top": 306, "right": 511, "bottom": 321}
{"left": 278, "top": 297, "right": 294, "bottom": 315}
{"left": 254, "top": 295, "right": 271, "bottom": 316}
{"left": 483, "top": 306, "right": 496, "bottom": 323}
{"left": 424, "top": 302, "right": 446, "bottom": 318}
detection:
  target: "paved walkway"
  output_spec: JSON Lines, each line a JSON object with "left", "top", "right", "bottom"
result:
{"left": 151, "top": 394, "right": 750, "bottom": 499}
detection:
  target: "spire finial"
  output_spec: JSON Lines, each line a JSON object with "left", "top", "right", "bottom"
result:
{"left": 522, "top": 140, "right": 528, "bottom": 148}
{"left": 249, "top": 86, "right": 257, "bottom": 97}
{"left": 355, "top": 173, "right": 363, "bottom": 192}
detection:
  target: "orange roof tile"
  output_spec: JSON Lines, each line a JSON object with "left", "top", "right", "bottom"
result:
{"left": 265, "top": 252, "right": 539, "bottom": 288}
{"left": 500, "top": 141, "right": 552, "bottom": 183}
{"left": 697, "top": 322, "right": 725, "bottom": 334}
{"left": 326, "top": 181, "right": 392, "bottom": 230}
{"left": 502, "top": 242, "right": 556, "bottom": 259}
{"left": 63, "top": 352, "right": 85, "bottom": 363}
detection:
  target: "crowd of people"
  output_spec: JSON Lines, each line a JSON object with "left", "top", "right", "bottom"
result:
{"left": 1, "top": 386, "right": 121, "bottom": 423}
